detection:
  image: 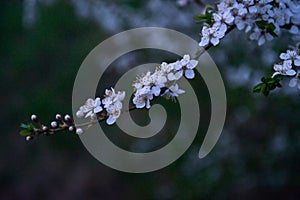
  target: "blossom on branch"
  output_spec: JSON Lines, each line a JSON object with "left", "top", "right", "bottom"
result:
{"left": 133, "top": 54, "right": 198, "bottom": 109}
{"left": 76, "top": 97, "right": 103, "bottom": 119}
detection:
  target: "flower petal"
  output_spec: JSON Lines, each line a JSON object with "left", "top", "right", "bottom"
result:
{"left": 106, "top": 115, "right": 116, "bottom": 125}
{"left": 94, "top": 106, "right": 103, "bottom": 113}
{"left": 289, "top": 78, "right": 298, "bottom": 87}
{"left": 184, "top": 69, "right": 195, "bottom": 79}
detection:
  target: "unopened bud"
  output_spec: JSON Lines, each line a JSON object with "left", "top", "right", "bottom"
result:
{"left": 51, "top": 121, "right": 57, "bottom": 128}
{"left": 64, "top": 114, "right": 72, "bottom": 122}
{"left": 68, "top": 126, "right": 74, "bottom": 131}
{"left": 55, "top": 114, "right": 62, "bottom": 121}
{"left": 42, "top": 125, "right": 48, "bottom": 131}
{"left": 76, "top": 110, "right": 84, "bottom": 118}
{"left": 76, "top": 128, "right": 83, "bottom": 135}
{"left": 26, "top": 136, "right": 33, "bottom": 141}
{"left": 31, "top": 114, "right": 38, "bottom": 122}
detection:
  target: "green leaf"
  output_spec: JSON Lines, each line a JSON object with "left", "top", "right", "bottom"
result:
{"left": 253, "top": 75, "right": 283, "bottom": 96}
{"left": 19, "top": 129, "right": 33, "bottom": 136}
{"left": 255, "top": 21, "right": 278, "bottom": 37}
{"left": 194, "top": 7, "right": 214, "bottom": 25}
{"left": 20, "top": 123, "right": 30, "bottom": 129}
{"left": 253, "top": 83, "right": 264, "bottom": 93}
{"left": 256, "top": 21, "right": 266, "bottom": 29}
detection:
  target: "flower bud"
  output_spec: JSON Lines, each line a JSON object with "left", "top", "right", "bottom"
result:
{"left": 76, "top": 128, "right": 83, "bottom": 135}
{"left": 42, "top": 125, "right": 48, "bottom": 131}
{"left": 26, "top": 136, "right": 33, "bottom": 141}
{"left": 55, "top": 114, "right": 62, "bottom": 121}
{"left": 76, "top": 110, "right": 84, "bottom": 118}
{"left": 31, "top": 114, "right": 38, "bottom": 122}
{"left": 51, "top": 121, "right": 57, "bottom": 128}
{"left": 64, "top": 114, "right": 72, "bottom": 122}
{"left": 68, "top": 126, "right": 74, "bottom": 131}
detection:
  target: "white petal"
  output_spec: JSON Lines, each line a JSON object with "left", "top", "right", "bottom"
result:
{"left": 169, "top": 84, "right": 178, "bottom": 91}
{"left": 173, "top": 61, "right": 182, "bottom": 70}
{"left": 289, "top": 78, "right": 298, "bottom": 87}
{"left": 289, "top": 25, "right": 299, "bottom": 34}
{"left": 184, "top": 69, "right": 195, "bottom": 79}
{"left": 236, "top": 20, "right": 246, "bottom": 30}
{"left": 174, "top": 71, "right": 183, "bottom": 80}
{"left": 115, "top": 101, "right": 123, "bottom": 110}
{"left": 199, "top": 37, "right": 209, "bottom": 47}
{"left": 146, "top": 99, "right": 151, "bottom": 109}
{"left": 286, "top": 69, "right": 296, "bottom": 76}
{"left": 258, "top": 36, "right": 265, "bottom": 46}
{"left": 177, "top": 89, "right": 185, "bottom": 95}
{"left": 151, "top": 86, "right": 161, "bottom": 96}
{"left": 94, "top": 106, "right": 103, "bottom": 113}
{"left": 117, "top": 91, "right": 126, "bottom": 101}
{"left": 94, "top": 97, "right": 101, "bottom": 107}
{"left": 280, "top": 53, "right": 289, "bottom": 60}
{"left": 210, "top": 37, "right": 220, "bottom": 46}
{"left": 294, "top": 58, "right": 300, "bottom": 66}
{"left": 167, "top": 73, "right": 176, "bottom": 81}
{"left": 106, "top": 115, "right": 116, "bottom": 125}
{"left": 274, "top": 64, "right": 282, "bottom": 71}
{"left": 187, "top": 60, "right": 198, "bottom": 69}
{"left": 225, "top": 15, "right": 234, "bottom": 24}
{"left": 218, "top": 24, "right": 227, "bottom": 35}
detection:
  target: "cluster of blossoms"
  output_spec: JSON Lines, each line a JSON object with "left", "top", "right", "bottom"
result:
{"left": 199, "top": 0, "right": 300, "bottom": 47}
{"left": 76, "top": 88, "right": 126, "bottom": 125}
{"left": 272, "top": 49, "right": 300, "bottom": 89}
{"left": 133, "top": 55, "right": 198, "bottom": 109}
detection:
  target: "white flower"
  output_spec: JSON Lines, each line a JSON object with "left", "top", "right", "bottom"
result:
{"left": 162, "top": 84, "right": 185, "bottom": 98}
{"left": 199, "top": 24, "right": 227, "bottom": 47}
{"left": 101, "top": 88, "right": 125, "bottom": 125}
{"left": 172, "top": 55, "right": 198, "bottom": 79}
{"left": 133, "top": 85, "right": 154, "bottom": 109}
{"left": 249, "top": 27, "right": 274, "bottom": 46}
{"left": 102, "top": 88, "right": 125, "bottom": 109}
{"left": 272, "top": 60, "right": 296, "bottom": 78}
{"left": 76, "top": 128, "right": 83, "bottom": 135}
{"left": 151, "top": 70, "right": 167, "bottom": 86}
{"left": 106, "top": 101, "right": 123, "bottom": 125}
{"left": 213, "top": 10, "right": 234, "bottom": 27}
{"left": 167, "top": 61, "right": 183, "bottom": 81}
{"left": 76, "top": 97, "right": 103, "bottom": 119}
{"left": 279, "top": 50, "right": 300, "bottom": 66}
{"left": 132, "top": 54, "right": 195, "bottom": 109}
{"left": 217, "top": 0, "right": 238, "bottom": 12}
{"left": 280, "top": 50, "right": 297, "bottom": 60}
{"left": 160, "top": 62, "right": 174, "bottom": 74}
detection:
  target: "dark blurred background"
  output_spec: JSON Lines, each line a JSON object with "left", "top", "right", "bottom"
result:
{"left": 1, "top": 0, "right": 300, "bottom": 199}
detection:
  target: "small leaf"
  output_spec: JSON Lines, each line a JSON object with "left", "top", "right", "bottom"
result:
{"left": 256, "top": 21, "right": 266, "bottom": 29}
{"left": 19, "top": 129, "right": 33, "bottom": 136}
{"left": 253, "top": 83, "right": 264, "bottom": 93}
{"left": 20, "top": 123, "right": 30, "bottom": 129}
